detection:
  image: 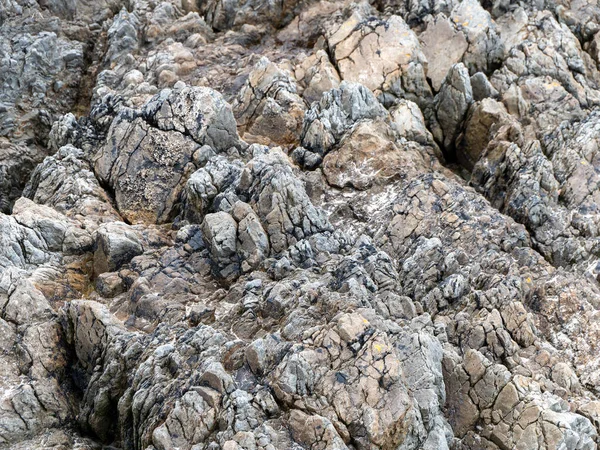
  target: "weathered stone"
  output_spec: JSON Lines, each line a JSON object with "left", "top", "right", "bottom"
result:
{"left": 93, "top": 222, "right": 144, "bottom": 276}
{"left": 5, "top": 1, "right": 600, "bottom": 449}
{"left": 233, "top": 57, "right": 306, "bottom": 146}
{"left": 327, "top": 13, "right": 432, "bottom": 107}
{"left": 301, "top": 81, "right": 387, "bottom": 157}
{"left": 93, "top": 87, "right": 239, "bottom": 224}
{"left": 201, "top": 211, "right": 240, "bottom": 281}
{"left": 322, "top": 119, "right": 408, "bottom": 189}
{"left": 419, "top": 15, "right": 468, "bottom": 91}
{"left": 295, "top": 50, "right": 341, "bottom": 105}
{"left": 433, "top": 63, "right": 473, "bottom": 151}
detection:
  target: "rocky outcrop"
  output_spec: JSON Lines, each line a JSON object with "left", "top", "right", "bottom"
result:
{"left": 295, "top": 49, "right": 341, "bottom": 105}
{"left": 4, "top": 0, "right": 600, "bottom": 449}
{"left": 93, "top": 86, "right": 239, "bottom": 224}
{"left": 24, "top": 145, "right": 121, "bottom": 229}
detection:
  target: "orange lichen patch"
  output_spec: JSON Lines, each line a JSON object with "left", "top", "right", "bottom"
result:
{"left": 35, "top": 255, "right": 95, "bottom": 305}
{"left": 124, "top": 209, "right": 162, "bottom": 225}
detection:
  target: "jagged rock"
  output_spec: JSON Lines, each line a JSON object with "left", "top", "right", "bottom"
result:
{"left": 96, "top": 272, "right": 126, "bottom": 298}
{"left": 104, "top": 9, "right": 140, "bottom": 65}
{"left": 184, "top": 154, "right": 244, "bottom": 223}
{"left": 470, "top": 72, "right": 499, "bottom": 101}
{"left": 457, "top": 97, "right": 520, "bottom": 170}
{"left": 289, "top": 410, "right": 348, "bottom": 449}
{"left": 374, "top": 0, "right": 458, "bottom": 25}
{"left": 12, "top": 197, "right": 93, "bottom": 255}
{"left": 433, "top": 63, "right": 473, "bottom": 151}
{"left": 201, "top": 0, "right": 303, "bottom": 31}
{"left": 0, "top": 29, "right": 85, "bottom": 143}
{"left": 0, "top": 140, "right": 43, "bottom": 213}
{"left": 232, "top": 201, "right": 270, "bottom": 272}
{"left": 233, "top": 57, "right": 306, "bottom": 146}
{"left": 390, "top": 99, "right": 437, "bottom": 146}
{"left": 301, "top": 81, "right": 387, "bottom": 158}
{"left": 93, "top": 222, "right": 144, "bottom": 276}
{"left": 295, "top": 49, "right": 341, "bottom": 105}
{"left": 419, "top": 15, "right": 468, "bottom": 91}
{"left": 239, "top": 148, "right": 332, "bottom": 253}
{"left": 449, "top": 0, "right": 503, "bottom": 74}
{"left": 586, "top": 31, "right": 600, "bottom": 64}
{"left": 24, "top": 145, "right": 121, "bottom": 230}
{"left": 143, "top": 86, "right": 240, "bottom": 152}
{"left": 93, "top": 86, "right": 239, "bottom": 224}
{"left": 65, "top": 300, "right": 127, "bottom": 374}
{"left": 276, "top": 1, "right": 344, "bottom": 46}
{"left": 327, "top": 13, "right": 432, "bottom": 106}
{"left": 322, "top": 119, "right": 408, "bottom": 189}
{"left": 201, "top": 211, "right": 240, "bottom": 281}
{"left": 0, "top": 4, "right": 94, "bottom": 212}
{"left": 6, "top": 0, "right": 600, "bottom": 449}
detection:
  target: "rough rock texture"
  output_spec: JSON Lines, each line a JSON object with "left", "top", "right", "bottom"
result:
{"left": 233, "top": 57, "right": 306, "bottom": 146}
{"left": 327, "top": 12, "right": 433, "bottom": 107}
{"left": 93, "top": 86, "right": 239, "bottom": 224}
{"left": 5, "top": 0, "right": 600, "bottom": 449}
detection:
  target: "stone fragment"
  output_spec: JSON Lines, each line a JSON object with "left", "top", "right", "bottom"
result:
{"left": 390, "top": 99, "right": 436, "bottom": 146}
{"left": 295, "top": 50, "right": 341, "bottom": 105}
{"left": 94, "top": 87, "right": 239, "bottom": 223}
{"left": 93, "top": 222, "right": 144, "bottom": 276}
{"left": 456, "top": 98, "right": 518, "bottom": 170}
{"left": 433, "top": 63, "right": 473, "bottom": 151}
{"left": 201, "top": 211, "right": 240, "bottom": 281}
{"left": 232, "top": 201, "right": 270, "bottom": 272}
{"left": 322, "top": 119, "right": 409, "bottom": 189}
{"left": 301, "top": 81, "right": 386, "bottom": 158}
{"left": 470, "top": 72, "right": 499, "bottom": 101}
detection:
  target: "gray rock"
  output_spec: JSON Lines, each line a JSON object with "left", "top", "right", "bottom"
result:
{"left": 233, "top": 57, "right": 306, "bottom": 146}
{"left": 93, "top": 86, "right": 239, "bottom": 224}
{"left": 232, "top": 201, "right": 270, "bottom": 273}
{"left": 433, "top": 63, "right": 473, "bottom": 151}
{"left": 201, "top": 211, "right": 240, "bottom": 282}
{"left": 93, "top": 222, "right": 144, "bottom": 276}
{"left": 470, "top": 72, "right": 499, "bottom": 101}
{"left": 184, "top": 155, "right": 244, "bottom": 223}
{"left": 239, "top": 148, "right": 332, "bottom": 253}
{"left": 143, "top": 86, "right": 240, "bottom": 152}
{"left": 201, "top": 0, "right": 303, "bottom": 31}
{"left": 24, "top": 145, "right": 121, "bottom": 230}
{"left": 4, "top": 0, "right": 600, "bottom": 449}
{"left": 301, "top": 81, "right": 387, "bottom": 158}
{"left": 0, "top": 140, "right": 42, "bottom": 213}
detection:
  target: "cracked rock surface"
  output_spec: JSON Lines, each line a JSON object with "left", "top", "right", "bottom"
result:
{"left": 4, "top": 0, "right": 600, "bottom": 449}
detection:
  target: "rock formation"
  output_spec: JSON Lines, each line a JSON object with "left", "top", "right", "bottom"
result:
{"left": 3, "top": 0, "right": 600, "bottom": 449}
